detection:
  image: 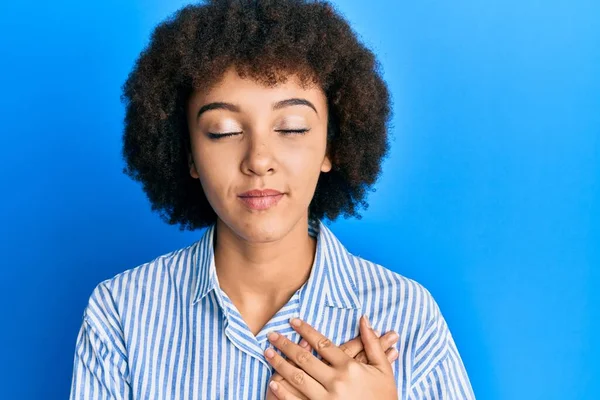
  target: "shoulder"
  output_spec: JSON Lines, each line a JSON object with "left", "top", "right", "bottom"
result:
{"left": 348, "top": 253, "right": 475, "bottom": 394}
{"left": 346, "top": 252, "right": 455, "bottom": 366}
{"left": 347, "top": 253, "right": 440, "bottom": 330}
{"left": 82, "top": 240, "right": 199, "bottom": 325}
{"left": 348, "top": 254, "right": 473, "bottom": 390}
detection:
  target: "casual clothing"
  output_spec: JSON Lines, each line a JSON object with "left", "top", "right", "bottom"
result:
{"left": 70, "top": 218, "right": 475, "bottom": 399}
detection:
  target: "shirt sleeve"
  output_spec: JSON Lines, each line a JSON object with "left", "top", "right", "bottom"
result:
{"left": 408, "top": 293, "right": 476, "bottom": 399}
{"left": 69, "top": 283, "right": 132, "bottom": 400}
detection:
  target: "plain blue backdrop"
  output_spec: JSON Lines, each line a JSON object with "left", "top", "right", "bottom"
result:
{"left": 0, "top": 0, "right": 598, "bottom": 399}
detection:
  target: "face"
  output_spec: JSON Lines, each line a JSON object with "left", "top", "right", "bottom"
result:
{"left": 186, "top": 65, "right": 332, "bottom": 242}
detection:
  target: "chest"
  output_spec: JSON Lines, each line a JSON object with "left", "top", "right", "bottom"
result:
{"left": 122, "top": 294, "right": 407, "bottom": 399}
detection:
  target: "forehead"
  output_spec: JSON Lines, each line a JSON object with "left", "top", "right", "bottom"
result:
{"left": 189, "top": 65, "right": 327, "bottom": 110}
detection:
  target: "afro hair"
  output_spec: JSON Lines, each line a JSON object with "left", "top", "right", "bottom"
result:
{"left": 121, "top": 0, "right": 393, "bottom": 231}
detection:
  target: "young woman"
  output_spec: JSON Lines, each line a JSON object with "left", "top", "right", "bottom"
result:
{"left": 69, "top": 1, "right": 475, "bottom": 399}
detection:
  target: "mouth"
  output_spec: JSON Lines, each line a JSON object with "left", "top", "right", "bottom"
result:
{"left": 238, "top": 189, "right": 284, "bottom": 211}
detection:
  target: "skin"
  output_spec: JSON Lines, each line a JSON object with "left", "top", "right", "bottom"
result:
{"left": 186, "top": 65, "right": 331, "bottom": 335}
{"left": 266, "top": 316, "right": 398, "bottom": 400}
{"left": 267, "top": 329, "right": 400, "bottom": 400}
{"left": 186, "top": 65, "right": 398, "bottom": 398}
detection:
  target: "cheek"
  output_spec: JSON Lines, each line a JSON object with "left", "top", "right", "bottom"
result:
{"left": 281, "top": 145, "right": 324, "bottom": 185}
{"left": 194, "top": 148, "right": 233, "bottom": 198}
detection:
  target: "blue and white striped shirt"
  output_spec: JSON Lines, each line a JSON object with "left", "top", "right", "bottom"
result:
{"left": 69, "top": 218, "right": 475, "bottom": 399}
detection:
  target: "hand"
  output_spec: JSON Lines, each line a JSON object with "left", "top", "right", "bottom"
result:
{"left": 266, "top": 325, "right": 399, "bottom": 400}
{"left": 264, "top": 315, "right": 398, "bottom": 399}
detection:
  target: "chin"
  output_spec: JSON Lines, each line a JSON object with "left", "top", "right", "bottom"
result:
{"left": 224, "top": 211, "right": 291, "bottom": 243}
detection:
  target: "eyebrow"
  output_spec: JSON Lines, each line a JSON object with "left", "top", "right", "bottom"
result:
{"left": 196, "top": 98, "right": 318, "bottom": 119}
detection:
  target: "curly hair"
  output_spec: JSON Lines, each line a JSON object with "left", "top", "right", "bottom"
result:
{"left": 121, "top": 0, "right": 392, "bottom": 231}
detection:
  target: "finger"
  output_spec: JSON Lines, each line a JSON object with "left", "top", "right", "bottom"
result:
{"left": 356, "top": 345, "right": 399, "bottom": 364}
{"left": 264, "top": 346, "right": 326, "bottom": 399}
{"left": 289, "top": 318, "right": 349, "bottom": 367}
{"left": 270, "top": 374, "right": 308, "bottom": 400}
{"left": 342, "top": 329, "right": 399, "bottom": 362}
{"left": 267, "top": 332, "right": 333, "bottom": 384}
{"left": 269, "top": 380, "right": 303, "bottom": 400}
{"left": 362, "top": 330, "right": 399, "bottom": 362}
{"left": 338, "top": 330, "right": 375, "bottom": 359}
{"left": 359, "top": 315, "right": 390, "bottom": 371}
{"left": 298, "top": 339, "right": 312, "bottom": 353}
{"left": 386, "top": 348, "right": 399, "bottom": 363}
{"left": 338, "top": 336, "right": 362, "bottom": 359}
{"left": 299, "top": 340, "right": 317, "bottom": 364}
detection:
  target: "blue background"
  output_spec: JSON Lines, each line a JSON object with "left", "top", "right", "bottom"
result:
{"left": 0, "top": 0, "right": 598, "bottom": 399}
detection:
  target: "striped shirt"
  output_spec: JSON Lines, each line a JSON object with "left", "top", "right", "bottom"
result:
{"left": 69, "top": 218, "right": 475, "bottom": 399}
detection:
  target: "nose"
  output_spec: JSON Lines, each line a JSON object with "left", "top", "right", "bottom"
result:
{"left": 240, "top": 133, "right": 276, "bottom": 176}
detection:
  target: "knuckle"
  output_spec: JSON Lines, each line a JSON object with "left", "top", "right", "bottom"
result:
{"left": 296, "top": 350, "right": 311, "bottom": 365}
{"left": 347, "top": 360, "right": 362, "bottom": 375}
{"left": 317, "top": 337, "right": 332, "bottom": 350}
{"left": 339, "top": 345, "right": 352, "bottom": 357}
{"left": 330, "top": 378, "right": 346, "bottom": 394}
{"left": 292, "top": 371, "right": 306, "bottom": 385}
{"left": 335, "top": 362, "right": 349, "bottom": 379}
{"left": 340, "top": 359, "right": 361, "bottom": 377}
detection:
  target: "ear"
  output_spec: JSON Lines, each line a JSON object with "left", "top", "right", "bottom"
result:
{"left": 188, "top": 152, "right": 200, "bottom": 179}
{"left": 321, "top": 152, "right": 332, "bottom": 173}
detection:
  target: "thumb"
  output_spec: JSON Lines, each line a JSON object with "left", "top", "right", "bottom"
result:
{"left": 359, "top": 315, "right": 389, "bottom": 371}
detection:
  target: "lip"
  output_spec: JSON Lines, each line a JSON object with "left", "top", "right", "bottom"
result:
{"left": 238, "top": 189, "right": 284, "bottom": 210}
{"left": 238, "top": 189, "right": 283, "bottom": 197}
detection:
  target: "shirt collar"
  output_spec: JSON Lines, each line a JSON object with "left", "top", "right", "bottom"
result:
{"left": 191, "top": 218, "right": 362, "bottom": 310}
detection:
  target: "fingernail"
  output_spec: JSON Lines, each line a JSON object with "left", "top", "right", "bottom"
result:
{"left": 290, "top": 318, "right": 301, "bottom": 327}
{"left": 363, "top": 314, "right": 371, "bottom": 328}
{"left": 268, "top": 331, "right": 279, "bottom": 341}
{"left": 374, "top": 329, "right": 381, "bottom": 337}
{"left": 269, "top": 381, "right": 278, "bottom": 390}
{"left": 265, "top": 348, "right": 275, "bottom": 358}
{"left": 299, "top": 339, "right": 308, "bottom": 348}
{"left": 390, "top": 332, "right": 399, "bottom": 341}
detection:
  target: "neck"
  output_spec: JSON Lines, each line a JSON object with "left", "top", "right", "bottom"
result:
{"left": 213, "top": 216, "right": 316, "bottom": 308}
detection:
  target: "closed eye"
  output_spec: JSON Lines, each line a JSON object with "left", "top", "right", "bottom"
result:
{"left": 207, "top": 129, "right": 310, "bottom": 139}
{"left": 207, "top": 131, "right": 242, "bottom": 139}
{"left": 276, "top": 129, "right": 310, "bottom": 135}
